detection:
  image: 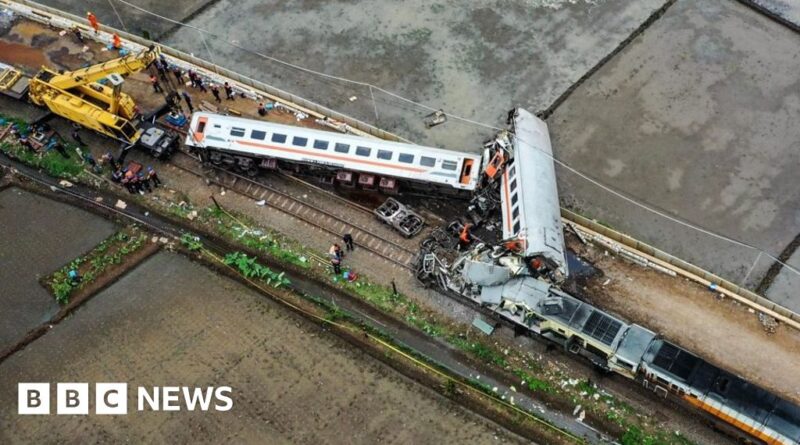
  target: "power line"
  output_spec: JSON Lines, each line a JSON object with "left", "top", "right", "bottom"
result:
{"left": 108, "top": 0, "right": 800, "bottom": 282}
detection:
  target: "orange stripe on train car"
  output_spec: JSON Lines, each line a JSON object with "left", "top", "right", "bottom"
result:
{"left": 502, "top": 168, "right": 512, "bottom": 232}
{"left": 682, "top": 395, "right": 784, "bottom": 445}
{"left": 236, "top": 140, "right": 428, "bottom": 174}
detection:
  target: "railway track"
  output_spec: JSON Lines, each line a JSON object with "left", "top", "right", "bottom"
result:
{"left": 169, "top": 151, "right": 419, "bottom": 270}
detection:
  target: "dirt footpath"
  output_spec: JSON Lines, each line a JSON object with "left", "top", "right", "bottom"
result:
{"left": 573, "top": 238, "right": 800, "bottom": 405}
{"left": 0, "top": 252, "right": 524, "bottom": 445}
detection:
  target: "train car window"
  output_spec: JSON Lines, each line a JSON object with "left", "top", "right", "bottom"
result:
{"left": 335, "top": 143, "right": 350, "bottom": 153}
{"left": 356, "top": 146, "right": 371, "bottom": 157}
{"left": 512, "top": 206, "right": 519, "bottom": 220}
{"left": 251, "top": 130, "right": 266, "bottom": 140}
{"left": 197, "top": 121, "right": 206, "bottom": 133}
{"left": 442, "top": 160, "right": 457, "bottom": 171}
{"left": 377, "top": 150, "right": 393, "bottom": 160}
{"left": 313, "top": 140, "right": 329, "bottom": 150}
{"left": 513, "top": 221, "right": 521, "bottom": 234}
{"left": 292, "top": 136, "right": 308, "bottom": 147}
{"left": 272, "top": 133, "right": 287, "bottom": 143}
{"left": 213, "top": 124, "right": 221, "bottom": 128}
{"left": 510, "top": 179, "right": 517, "bottom": 192}
{"left": 230, "top": 127, "right": 246, "bottom": 137}
{"left": 511, "top": 193, "right": 518, "bottom": 205}
{"left": 398, "top": 154, "right": 414, "bottom": 164}
{"left": 420, "top": 156, "right": 436, "bottom": 167}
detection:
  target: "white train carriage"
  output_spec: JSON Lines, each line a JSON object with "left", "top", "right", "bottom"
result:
{"left": 500, "top": 108, "right": 568, "bottom": 277}
{"left": 185, "top": 112, "right": 482, "bottom": 194}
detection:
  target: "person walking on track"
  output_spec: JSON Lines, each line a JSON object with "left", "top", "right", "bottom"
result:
{"left": 343, "top": 233, "right": 354, "bottom": 251}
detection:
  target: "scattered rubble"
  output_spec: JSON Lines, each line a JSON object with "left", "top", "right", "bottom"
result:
{"left": 759, "top": 312, "right": 779, "bottom": 334}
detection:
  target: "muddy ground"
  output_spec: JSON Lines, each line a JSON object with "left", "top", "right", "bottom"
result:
{"left": 571, "top": 236, "right": 800, "bottom": 405}
{"left": 0, "top": 252, "right": 524, "bottom": 444}
{"left": 0, "top": 186, "right": 116, "bottom": 352}
{"left": 548, "top": 0, "right": 800, "bottom": 298}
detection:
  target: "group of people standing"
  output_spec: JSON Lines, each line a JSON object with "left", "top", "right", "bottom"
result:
{"left": 330, "top": 233, "right": 355, "bottom": 275}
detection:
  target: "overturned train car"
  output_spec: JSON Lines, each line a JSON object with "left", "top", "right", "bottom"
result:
{"left": 500, "top": 108, "right": 568, "bottom": 278}
{"left": 185, "top": 112, "right": 482, "bottom": 195}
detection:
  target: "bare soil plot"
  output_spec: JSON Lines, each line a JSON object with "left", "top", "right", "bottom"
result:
{"left": 570, "top": 236, "right": 800, "bottom": 405}
{"left": 0, "top": 187, "right": 116, "bottom": 352}
{"left": 0, "top": 252, "right": 524, "bottom": 445}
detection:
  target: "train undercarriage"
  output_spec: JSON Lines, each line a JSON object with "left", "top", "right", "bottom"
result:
{"left": 196, "top": 147, "right": 473, "bottom": 198}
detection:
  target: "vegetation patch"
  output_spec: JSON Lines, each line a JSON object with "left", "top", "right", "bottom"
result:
{"left": 47, "top": 227, "right": 148, "bottom": 304}
{"left": 0, "top": 116, "right": 89, "bottom": 181}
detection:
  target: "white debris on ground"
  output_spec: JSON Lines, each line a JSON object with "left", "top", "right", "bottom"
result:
{"left": 759, "top": 312, "right": 779, "bottom": 334}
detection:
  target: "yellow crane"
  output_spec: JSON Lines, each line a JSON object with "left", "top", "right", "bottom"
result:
{"left": 26, "top": 45, "right": 162, "bottom": 145}
{"left": 1, "top": 45, "right": 178, "bottom": 157}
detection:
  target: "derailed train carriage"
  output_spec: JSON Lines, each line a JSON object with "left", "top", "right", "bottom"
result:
{"left": 416, "top": 109, "right": 800, "bottom": 445}
{"left": 183, "top": 107, "right": 800, "bottom": 444}
{"left": 184, "top": 112, "right": 482, "bottom": 196}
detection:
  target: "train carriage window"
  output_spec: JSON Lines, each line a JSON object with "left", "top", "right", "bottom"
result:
{"left": 442, "top": 160, "right": 457, "bottom": 171}
{"left": 272, "top": 133, "right": 287, "bottom": 143}
{"left": 420, "top": 156, "right": 436, "bottom": 167}
{"left": 510, "top": 179, "right": 517, "bottom": 192}
{"left": 508, "top": 166, "right": 516, "bottom": 177}
{"left": 511, "top": 193, "right": 518, "bottom": 205}
{"left": 335, "top": 143, "right": 350, "bottom": 153}
{"left": 313, "top": 140, "right": 329, "bottom": 150}
{"left": 197, "top": 121, "right": 206, "bottom": 133}
{"left": 377, "top": 150, "right": 393, "bottom": 160}
{"left": 230, "top": 127, "right": 246, "bottom": 137}
{"left": 251, "top": 130, "right": 266, "bottom": 140}
{"left": 356, "top": 146, "right": 371, "bottom": 157}
{"left": 513, "top": 221, "right": 521, "bottom": 234}
{"left": 512, "top": 206, "right": 519, "bottom": 220}
{"left": 292, "top": 136, "right": 308, "bottom": 147}
{"left": 398, "top": 153, "right": 414, "bottom": 164}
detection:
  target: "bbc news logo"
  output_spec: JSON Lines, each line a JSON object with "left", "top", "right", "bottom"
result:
{"left": 18, "top": 383, "right": 233, "bottom": 415}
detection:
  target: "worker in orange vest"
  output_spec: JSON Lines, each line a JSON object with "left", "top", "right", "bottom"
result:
{"left": 87, "top": 12, "right": 99, "bottom": 33}
{"left": 112, "top": 33, "right": 122, "bottom": 49}
{"left": 459, "top": 223, "right": 472, "bottom": 249}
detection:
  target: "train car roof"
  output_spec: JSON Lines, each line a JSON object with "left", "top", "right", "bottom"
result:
{"left": 614, "top": 324, "right": 657, "bottom": 367}
{"left": 190, "top": 112, "right": 480, "bottom": 160}
{"left": 482, "top": 277, "right": 628, "bottom": 348}
{"left": 645, "top": 339, "right": 800, "bottom": 440}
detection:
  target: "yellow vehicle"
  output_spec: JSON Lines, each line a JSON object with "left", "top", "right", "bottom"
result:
{"left": 1, "top": 45, "right": 177, "bottom": 158}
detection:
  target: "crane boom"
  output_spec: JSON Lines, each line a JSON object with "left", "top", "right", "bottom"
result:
{"left": 27, "top": 45, "right": 162, "bottom": 144}
{"left": 41, "top": 46, "right": 160, "bottom": 90}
